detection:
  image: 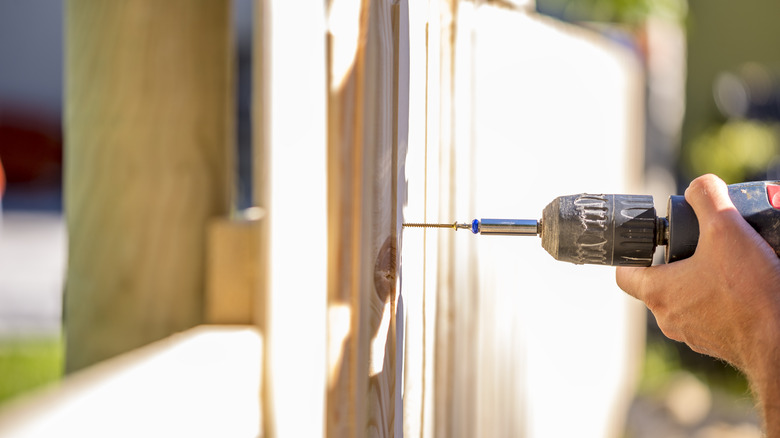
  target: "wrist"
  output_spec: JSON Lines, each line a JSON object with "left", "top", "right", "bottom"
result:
{"left": 745, "top": 324, "right": 780, "bottom": 435}
{"left": 753, "top": 377, "right": 780, "bottom": 437}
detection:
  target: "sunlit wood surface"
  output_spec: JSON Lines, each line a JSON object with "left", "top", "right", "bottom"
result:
{"left": 325, "top": 0, "right": 407, "bottom": 436}
{"left": 253, "top": 1, "right": 328, "bottom": 437}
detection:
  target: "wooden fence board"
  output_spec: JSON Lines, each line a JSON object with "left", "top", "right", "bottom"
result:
{"left": 326, "top": 0, "right": 408, "bottom": 436}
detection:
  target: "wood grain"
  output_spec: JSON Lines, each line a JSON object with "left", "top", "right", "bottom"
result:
{"left": 64, "top": 0, "right": 233, "bottom": 373}
{"left": 326, "top": 0, "right": 408, "bottom": 436}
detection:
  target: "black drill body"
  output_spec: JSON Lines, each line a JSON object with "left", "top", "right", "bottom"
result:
{"left": 537, "top": 181, "right": 780, "bottom": 266}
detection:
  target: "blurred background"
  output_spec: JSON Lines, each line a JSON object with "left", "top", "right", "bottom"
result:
{"left": 536, "top": 0, "right": 776, "bottom": 436}
{"left": 0, "top": 0, "right": 66, "bottom": 407}
{"left": 0, "top": 0, "right": 254, "bottom": 406}
{"left": 1, "top": 0, "right": 778, "bottom": 436}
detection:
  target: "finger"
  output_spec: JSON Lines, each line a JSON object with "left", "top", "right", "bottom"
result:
{"left": 616, "top": 266, "right": 651, "bottom": 302}
{"left": 684, "top": 174, "right": 766, "bottom": 251}
{"left": 617, "top": 263, "right": 684, "bottom": 309}
{"left": 683, "top": 174, "right": 737, "bottom": 219}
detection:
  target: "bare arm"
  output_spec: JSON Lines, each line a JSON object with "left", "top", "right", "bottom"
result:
{"left": 616, "top": 174, "right": 780, "bottom": 435}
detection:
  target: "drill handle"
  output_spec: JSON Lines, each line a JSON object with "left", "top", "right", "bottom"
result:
{"left": 665, "top": 180, "right": 780, "bottom": 263}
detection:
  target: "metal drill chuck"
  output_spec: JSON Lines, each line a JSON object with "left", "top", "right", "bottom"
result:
{"left": 539, "top": 194, "right": 660, "bottom": 266}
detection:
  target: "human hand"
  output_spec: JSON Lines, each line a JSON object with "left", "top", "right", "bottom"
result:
{"left": 616, "top": 174, "right": 780, "bottom": 431}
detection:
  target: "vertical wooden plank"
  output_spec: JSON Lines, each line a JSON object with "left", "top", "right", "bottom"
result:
{"left": 403, "top": 1, "right": 451, "bottom": 436}
{"left": 254, "top": 0, "right": 328, "bottom": 437}
{"left": 326, "top": 0, "right": 407, "bottom": 435}
{"left": 325, "top": 0, "right": 368, "bottom": 434}
{"left": 394, "top": 3, "right": 410, "bottom": 437}
{"left": 64, "top": 0, "right": 233, "bottom": 372}
{"left": 422, "top": 3, "right": 443, "bottom": 437}
{"left": 433, "top": 2, "right": 457, "bottom": 437}
{"left": 448, "top": 3, "right": 479, "bottom": 437}
{"left": 325, "top": 0, "right": 364, "bottom": 434}
{"left": 362, "top": 2, "right": 400, "bottom": 435}
{"left": 401, "top": 1, "right": 437, "bottom": 436}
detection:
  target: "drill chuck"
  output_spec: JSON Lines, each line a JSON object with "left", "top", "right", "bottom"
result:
{"left": 539, "top": 194, "right": 660, "bottom": 266}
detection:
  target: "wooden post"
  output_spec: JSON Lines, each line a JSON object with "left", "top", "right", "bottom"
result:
{"left": 64, "top": 0, "right": 234, "bottom": 372}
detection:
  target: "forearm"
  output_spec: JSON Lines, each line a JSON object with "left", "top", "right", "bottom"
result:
{"left": 747, "top": 341, "right": 780, "bottom": 436}
{"left": 753, "top": 377, "right": 780, "bottom": 436}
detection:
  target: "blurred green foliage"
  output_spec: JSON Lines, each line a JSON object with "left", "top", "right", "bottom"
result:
{"left": 640, "top": 336, "right": 750, "bottom": 398}
{"left": 686, "top": 121, "right": 780, "bottom": 183}
{"left": 0, "top": 337, "right": 63, "bottom": 405}
{"left": 638, "top": 339, "right": 680, "bottom": 394}
{"left": 536, "top": 0, "right": 687, "bottom": 26}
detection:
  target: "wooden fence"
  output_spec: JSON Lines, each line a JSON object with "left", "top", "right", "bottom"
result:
{"left": 0, "top": 1, "right": 644, "bottom": 437}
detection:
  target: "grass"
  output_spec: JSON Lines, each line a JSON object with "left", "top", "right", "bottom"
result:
{"left": 0, "top": 336, "right": 64, "bottom": 405}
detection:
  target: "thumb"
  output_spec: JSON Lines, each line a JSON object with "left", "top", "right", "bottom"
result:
{"left": 684, "top": 174, "right": 737, "bottom": 221}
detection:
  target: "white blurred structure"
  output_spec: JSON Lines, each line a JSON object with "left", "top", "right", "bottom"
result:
{"left": 0, "top": 212, "right": 65, "bottom": 336}
{"left": 472, "top": 8, "right": 645, "bottom": 437}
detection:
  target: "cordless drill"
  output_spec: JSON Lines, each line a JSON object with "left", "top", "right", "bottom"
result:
{"left": 404, "top": 180, "right": 780, "bottom": 267}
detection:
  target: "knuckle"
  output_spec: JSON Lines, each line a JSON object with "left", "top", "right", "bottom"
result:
{"left": 686, "top": 342, "right": 707, "bottom": 356}
{"left": 638, "top": 276, "right": 664, "bottom": 310}
{"left": 685, "top": 174, "right": 727, "bottom": 206}
{"left": 693, "top": 173, "right": 722, "bottom": 190}
{"left": 658, "top": 323, "right": 682, "bottom": 343}
{"left": 643, "top": 293, "right": 661, "bottom": 312}
{"left": 686, "top": 174, "right": 712, "bottom": 196}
